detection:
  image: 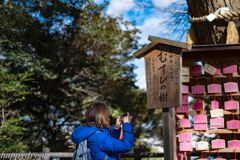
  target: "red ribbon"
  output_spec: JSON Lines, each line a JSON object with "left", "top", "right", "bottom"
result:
{"left": 218, "top": 149, "right": 220, "bottom": 158}
{"left": 235, "top": 149, "right": 237, "bottom": 159}
{"left": 230, "top": 93, "right": 232, "bottom": 101}
{"left": 228, "top": 74, "right": 232, "bottom": 83}
{"left": 197, "top": 94, "right": 200, "bottom": 101}
{"left": 214, "top": 93, "right": 216, "bottom": 101}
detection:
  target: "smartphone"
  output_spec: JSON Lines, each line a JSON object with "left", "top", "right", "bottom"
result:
{"left": 122, "top": 113, "right": 128, "bottom": 118}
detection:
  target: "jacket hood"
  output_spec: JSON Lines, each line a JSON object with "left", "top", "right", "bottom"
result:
{"left": 71, "top": 126, "right": 106, "bottom": 144}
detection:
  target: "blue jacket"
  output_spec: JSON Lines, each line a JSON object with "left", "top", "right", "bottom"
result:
{"left": 71, "top": 123, "right": 134, "bottom": 160}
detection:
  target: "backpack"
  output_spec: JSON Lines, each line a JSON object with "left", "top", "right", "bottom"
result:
{"left": 72, "top": 131, "right": 108, "bottom": 160}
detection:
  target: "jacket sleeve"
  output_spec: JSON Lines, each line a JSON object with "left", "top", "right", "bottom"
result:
{"left": 99, "top": 123, "right": 134, "bottom": 153}
{"left": 111, "top": 124, "right": 121, "bottom": 139}
{"left": 71, "top": 126, "right": 82, "bottom": 144}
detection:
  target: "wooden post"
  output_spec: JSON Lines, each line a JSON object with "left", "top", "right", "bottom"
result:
{"left": 134, "top": 148, "right": 142, "bottom": 160}
{"left": 42, "top": 147, "right": 50, "bottom": 160}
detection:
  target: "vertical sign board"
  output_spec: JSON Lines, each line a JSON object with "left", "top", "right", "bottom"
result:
{"left": 134, "top": 36, "right": 192, "bottom": 160}
{"left": 144, "top": 45, "right": 182, "bottom": 109}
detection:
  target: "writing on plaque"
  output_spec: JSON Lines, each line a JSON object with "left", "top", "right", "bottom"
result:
{"left": 228, "top": 140, "right": 240, "bottom": 148}
{"left": 194, "top": 115, "right": 207, "bottom": 124}
{"left": 182, "top": 85, "right": 189, "bottom": 94}
{"left": 191, "top": 65, "right": 202, "bottom": 75}
{"left": 214, "top": 66, "right": 221, "bottom": 74}
{"left": 144, "top": 49, "right": 181, "bottom": 109}
{"left": 224, "top": 100, "right": 239, "bottom": 110}
{"left": 179, "top": 119, "right": 191, "bottom": 128}
{"left": 191, "top": 85, "right": 205, "bottom": 94}
{"left": 194, "top": 123, "right": 207, "bottom": 130}
{"left": 224, "top": 82, "right": 238, "bottom": 92}
{"left": 207, "top": 84, "right": 221, "bottom": 93}
{"left": 177, "top": 152, "right": 183, "bottom": 160}
{"left": 212, "top": 139, "right": 225, "bottom": 149}
{"left": 210, "top": 109, "right": 223, "bottom": 118}
{"left": 178, "top": 133, "right": 192, "bottom": 142}
{"left": 223, "top": 65, "right": 237, "bottom": 74}
{"left": 196, "top": 141, "right": 209, "bottom": 150}
{"left": 182, "top": 96, "right": 188, "bottom": 104}
{"left": 211, "top": 101, "right": 219, "bottom": 109}
{"left": 210, "top": 118, "right": 224, "bottom": 126}
{"left": 179, "top": 142, "right": 192, "bottom": 151}
{"left": 177, "top": 105, "right": 189, "bottom": 113}
{"left": 227, "top": 120, "right": 240, "bottom": 129}
{"left": 194, "top": 100, "right": 205, "bottom": 111}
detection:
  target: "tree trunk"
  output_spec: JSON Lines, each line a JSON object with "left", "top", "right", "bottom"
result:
{"left": 187, "top": 0, "right": 240, "bottom": 159}
{"left": 187, "top": 0, "right": 240, "bottom": 45}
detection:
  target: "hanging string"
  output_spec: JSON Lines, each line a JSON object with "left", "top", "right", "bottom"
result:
{"left": 213, "top": 75, "right": 215, "bottom": 84}
{"left": 201, "top": 151, "right": 203, "bottom": 158}
{"left": 228, "top": 74, "right": 232, "bottom": 83}
{"left": 198, "top": 94, "right": 200, "bottom": 101}
{"left": 233, "top": 112, "right": 235, "bottom": 120}
{"left": 218, "top": 149, "right": 220, "bottom": 158}
{"left": 214, "top": 93, "right": 216, "bottom": 101}
{"left": 197, "top": 75, "right": 199, "bottom": 85}
{"left": 184, "top": 151, "right": 187, "bottom": 159}
{"left": 200, "top": 130, "right": 203, "bottom": 141}
{"left": 230, "top": 93, "right": 233, "bottom": 101}
{"left": 217, "top": 131, "right": 219, "bottom": 139}
{"left": 235, "top": 149, "right": 237, "bottom": 159}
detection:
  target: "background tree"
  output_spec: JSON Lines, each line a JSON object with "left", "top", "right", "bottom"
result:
{"left": 0, "top": 0, "right": 163, "bottom": 152}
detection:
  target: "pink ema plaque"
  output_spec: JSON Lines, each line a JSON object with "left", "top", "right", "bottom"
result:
{"left": 211, "top": 101, "right": 219, "bottom": 109}
{"left": 227, "top": 120, "right": 240, "bottom": 129}
{"left": 194, "top": 115, "right": 207, "bottom": 124}
{"left": 223, "top": 65, "right": 237, "bottom": 74}
{"left": 224, "top": 82, "right": 238, "bottom": 92}
{"left": 194, "top": 123, "right": 207, "bottom": 130}
{"left": 228, "top": 140, "right": 240, "bottom": 148}
{"left": 182, "top": 96, "right": 188, "bottom": 105}
{"left": 178, "top": 133, "right": 192, "bottom": 142}
{"left": 182, "top": 85, "right": 189, "bottom": 94}
{"left": 177, "top": 152, "right": 183, "bottom": 160}
{"left": 194, "top": 100, "right": 204, "bottom": 111}
{"left": 207, "top": 84, "right": 221, "bottom": 93}
{"left": 191, "top": 85, "right": 205, "bottom": 94}
{"left": 179, "top": 119, "right": 191, "bottom": 128}
{"left": 212, "top": 139, "right": 225, "bottom": 149}
{"left": 210, "top": 118, "right": 224, "bottom": 126}
{"left": 214, "top": 66, "right": 221, "bottom": 74}
{"left": 191, "top": 65, "right": 202, "bottom": 75}
{"left": 179, "top": 142, "right": 192, "bottom": 151}
{"left": 177, "top": 105, "right": 189, "bottom": 113}
{"left": 224, "top": 101, "right": 239, "bottom": 110}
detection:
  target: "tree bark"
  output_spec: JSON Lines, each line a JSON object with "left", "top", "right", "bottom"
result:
{"left": 187, "top": 0, "right": 240, "bottom": 159}
{"left": 187, "top": 0, "right": 240, "bottom": 45}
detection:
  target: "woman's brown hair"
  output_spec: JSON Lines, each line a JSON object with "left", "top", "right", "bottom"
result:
{"left": 86, "top": 102, "right": 110, "bottom": 129}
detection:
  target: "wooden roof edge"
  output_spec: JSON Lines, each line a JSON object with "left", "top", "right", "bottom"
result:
{"left": 148, "top": 35, "right": 192, "bottom": 50}
{"left": 133, "top": 36, "right": 192, "bottom": 59}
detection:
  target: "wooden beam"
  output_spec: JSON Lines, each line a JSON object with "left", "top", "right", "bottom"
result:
{"left": 133, "top": 42, "right": 158, "bottom": 59}
{"left": 177, "top": 129, "right": 240, "bottom": 134}
{"left": 184, "top": 110, "right": 240, "bottom": 115}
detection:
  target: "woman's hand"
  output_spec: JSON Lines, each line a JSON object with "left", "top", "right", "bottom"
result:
{"left": 115, "top": 115, "right": 123, "bottom": 129}
{"left": 123, "top": 112, "right": 131, "bottom": 123}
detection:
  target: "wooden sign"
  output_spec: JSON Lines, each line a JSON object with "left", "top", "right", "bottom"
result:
{"left": 227, "top": 120, "right": 240, "bottom": 129}
{"left": 193, "top": 100, "right": 205, "bottom": 111}
{"left": 182, "top": 96, "right": 188, "bottom": 104}
{"left": 179, "top": 142, "right": 192, "bottom": 151}
{"left": 178, "top": 133, "right": 192, "bottom": 142}
{"left": 144, "top": 47, "right": 181, "bottom": 109}
{"left": 214, "top": 66, "right": 221, "bottom": 74}
{"left": 194, "top": 123, "right": 207, "bottom": 130}
{"left": 179, "top": 119, "right": 191, "bottom": 128}
{"left": 182, "top": 85, "right": 189, "bottom": 94}
{"left": 224, "top": 100, "right": 239, "bottom": 110}
{"left": 196, "top": 141, "right": 209, "bottom": 150}
{"left": 210, "top": 109, "right": 223, "bottom": 118}
{"left": 223, "top": 65, "right": 237, "bottom": 74}
{"left": 210, "top": 118, "right": 224, "bottom": 128}
{"left": 191, "top": 85, "right": 205, "bottom": 94}
{"left": 194, "top": 115, "right": 207, "bottom": 123}
{"left": 204, "top": 63, "right": 217, "bottom": 75}
{"left": 207, "top": 84, "right": 221, "bottom": 93}
{"left": 211, "top": 100, "right": 219, "bottom": 109}
{"left": 211, "top": 139, "right": 225, "bottom": 149}
{"left": 191, "top": 65, "right": 202, "bottom": 75}
{"left": 224, "top": 82, "right": 238, "bottom": 92}
{"left": 177, "top": 105, "right": 189, "bottom": 113}
{"left": 177, "top": 152, "right": 183, "bottom": 160}
{"left": 182, "top": 75, "right": 189, "bottom": 83}
{"left": 228, "top": 140, "right": 240, "bottom": 148}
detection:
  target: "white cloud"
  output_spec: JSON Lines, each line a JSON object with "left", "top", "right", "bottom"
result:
{"left": 106, "top": 0, "right": 135, "bottom": 16}
{"left": 133, "top": 59, "right": 146, "bottom": 89}
{"left": 152, "top": 0, "right": 178, "bottom": 8}
{"left": 136, "top": 17, "right": 166, "bottom": 44}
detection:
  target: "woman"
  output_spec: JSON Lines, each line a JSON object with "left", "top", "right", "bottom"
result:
{"left": 71, "top": 102, "right": 134, "bottom": 160}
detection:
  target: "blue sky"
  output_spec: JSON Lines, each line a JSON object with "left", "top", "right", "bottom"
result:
{"left": 94, "top": 0, "right": 189, "bottom": 89}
